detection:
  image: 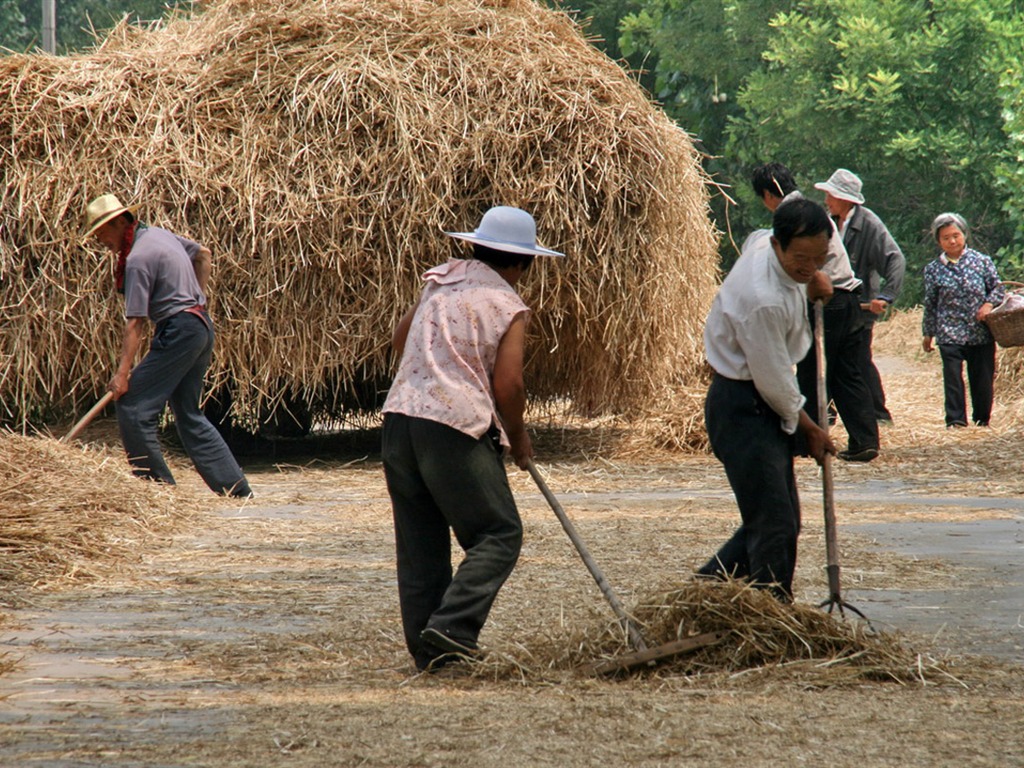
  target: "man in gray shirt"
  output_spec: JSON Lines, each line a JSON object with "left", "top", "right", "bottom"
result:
{"left": 816, "top": 169, "right": 906, "bottom": 424}
{"left": 83, "top": 194, "right": 251, "bottom": 497}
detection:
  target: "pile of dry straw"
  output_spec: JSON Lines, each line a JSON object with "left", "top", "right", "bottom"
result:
{"left": 481, "top": 579, "right": 957, "bottom": 685}
{"left": 0, "top": 432, "right": 198, "bottom": 590}
{"left": 0, "top": 0, "right": 719, "bottom": 433}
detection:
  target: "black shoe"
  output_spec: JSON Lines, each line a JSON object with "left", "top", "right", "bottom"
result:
{"left": 838, "top": 447, "right": 879, "bottom": 462}
{"left": 877, "top": 417, "right": 893, "bottom": 426}
{"left": 419, "top": 627, "right": 480, "bottom": 659}
{"left": 946, "top": 421, "right": 968, "bottom": 429}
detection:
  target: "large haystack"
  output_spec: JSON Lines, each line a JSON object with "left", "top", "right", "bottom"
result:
{"left": 0, "top": 0, "right": 719, "bottom": 432}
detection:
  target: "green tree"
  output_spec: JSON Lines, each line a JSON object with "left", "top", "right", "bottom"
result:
{"left": 2, "top": 0, "right": 192, "bottom": 53}
{"left": 995, "top": 63, "right": 1024, "bottom": 275}
{"left": 618, "top": 0, "right": 791, "bottom": 150}
{"left": 614, "top": 0, "right": 797, "bottom": 260}
{"left": 726, "top": 0, "right": 1024, "bottom": 299}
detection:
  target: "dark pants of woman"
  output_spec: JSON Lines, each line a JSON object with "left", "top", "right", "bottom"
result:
{"left": 115, "top": 310, "right": 250, "bottom": 496}
{"left": 697, "top": 374, "right": 801, "bottom": 599}
{"left": 382, "top": 413, "right": 523, "bottom": 670}
{"left": 938, "top": 341, "right": 996, "bottom": 426}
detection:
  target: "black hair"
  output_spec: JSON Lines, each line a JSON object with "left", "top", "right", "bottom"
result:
{"left": 772, "top": 198, "right": 831, "bottom": 251}
{"left": 472, "top": 243, "right": 534, "bottom": 272}
{"left": 751, "top": 162, "right": 798, "bottom": 199}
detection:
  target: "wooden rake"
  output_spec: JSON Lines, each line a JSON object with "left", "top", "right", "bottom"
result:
{"left": 61, "top": 391, "right": 115, "bottom": 443}
{"left": 527, "top": 459, "right": 722, "bottom": 675}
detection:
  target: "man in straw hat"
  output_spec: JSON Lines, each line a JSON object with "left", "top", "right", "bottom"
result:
{"left": 381, "top": 205, "right": 563, "bottom": 672}
{"left": 752, "top": 162, "right": 879, "bottom": 463}
{"left": 698, "top": 198, "right": 836, "bottom": 601}
{"left": 815, "top": 168, "right": 905, "bottom": 426}
{"left": 83, "top": 193, "right": 252, "bottom": 497}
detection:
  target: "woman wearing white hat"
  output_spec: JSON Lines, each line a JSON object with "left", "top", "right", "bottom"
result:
{"left": 381, "top": 206, "right": 563, "bottom": 672}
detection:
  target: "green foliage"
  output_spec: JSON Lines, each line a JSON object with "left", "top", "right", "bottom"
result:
{"left": 0, "top": 0, "right": 32, "bottom": 50}
{"left": 726, "top": 0, "right": 1024, "bottom": 300}
{"left": 995, "top": 60, "right": 1024, "bottom": 277}
{"left": 1, "top": 0, "right": 192, "bottom": 53}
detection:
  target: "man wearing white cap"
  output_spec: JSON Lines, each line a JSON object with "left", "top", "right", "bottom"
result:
{"left": 381, "top": 206, "right": 563, "bottom": 672}
{"left": 815, "top": 169, "right": 905, "bottom": 425}
{"left": 83, "top": 194, "right": 251, "bottom": 497}
{"left": 750, "top": 163, "right": 879, "bottom": 462}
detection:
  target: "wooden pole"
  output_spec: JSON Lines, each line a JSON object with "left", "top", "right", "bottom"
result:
{"left": 41, "top": 0, "right": 56, "bottom": 54}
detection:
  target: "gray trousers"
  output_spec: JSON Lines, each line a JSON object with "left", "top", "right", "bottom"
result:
{"left": 116, "top": 310, "right": 250, "bottom": 496}
{"left": 382, "top": 413, "right": 522, "bottom": 669}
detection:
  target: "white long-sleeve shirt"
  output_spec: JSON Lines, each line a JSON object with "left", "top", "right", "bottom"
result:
{"left": 704, "top": 233, "right": 811, "bottom": 434}
{"left": 745, "top": 191, "right": 861, "bottom": 292}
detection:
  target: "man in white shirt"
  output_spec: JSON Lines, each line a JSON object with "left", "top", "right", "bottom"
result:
{"left": 751, "top": 163, "right": 879, "bottom": 462}
{"left": 698, "top": 198, "right": 836, "bottom": 600}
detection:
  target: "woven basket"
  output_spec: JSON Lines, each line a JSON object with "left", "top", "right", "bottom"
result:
{"left": 985, "top": 281, "right": 1024, "bottom": 348}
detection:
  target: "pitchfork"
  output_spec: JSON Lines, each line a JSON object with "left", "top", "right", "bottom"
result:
{"left": 813, "top": 300, "right": 871, "bottom": 624}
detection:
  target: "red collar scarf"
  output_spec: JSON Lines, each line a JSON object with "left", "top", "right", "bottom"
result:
{"left": 114, "top": 221, "right": 138, "bottom": 294}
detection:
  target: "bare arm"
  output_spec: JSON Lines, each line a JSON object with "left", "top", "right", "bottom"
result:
{"left": 492, "top": 313, "right": 531, "bottom": 469}
{"left": 391, "top": 300, "right": 420, "bottom": 357}
{"left": 108, "top": 317, "right": 148, "bottom": 399}
{"left": 193, "top": 246, "right": 212, "bottom": 294}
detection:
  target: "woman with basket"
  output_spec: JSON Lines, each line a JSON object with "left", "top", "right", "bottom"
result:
{"left": 922, "top": 212, "right": 1006, "bottom": 427}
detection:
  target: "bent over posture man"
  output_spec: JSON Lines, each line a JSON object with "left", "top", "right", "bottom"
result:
{"left": 752, "top": 162, "right": 879, "bottom": 462}
{"left": 698, "top": 198, "right": 836, "bottom": 600}
{"left": 84, "top": 194, "right": 251, "bottom": 497}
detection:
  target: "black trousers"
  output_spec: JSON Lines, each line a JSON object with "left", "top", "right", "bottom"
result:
{"left": 859, "top": 321, "right": 892, "bottom": 421}
{"left": 938, "top": 342, "right": 996, "bottom": 426}
{"left": 699, "top": 375, "right": 801, "bottom": 599}
{"left": 797, "top": 291, "right": 879, "bottom": 453}
{"left": 382, "top": 413, "right": 523, "bottom": 670}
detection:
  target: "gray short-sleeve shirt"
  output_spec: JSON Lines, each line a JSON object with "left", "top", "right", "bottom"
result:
{"left": 123, "top": 226, "right": 207, "bottom": 323}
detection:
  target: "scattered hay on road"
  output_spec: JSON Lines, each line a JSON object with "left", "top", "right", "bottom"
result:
{"left": 0, "top": 432, "right": 203, "bottom": 590}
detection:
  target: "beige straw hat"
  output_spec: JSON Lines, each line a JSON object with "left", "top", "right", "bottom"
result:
{"left": 82, "top": 194, "right": 138, "bottom": 238}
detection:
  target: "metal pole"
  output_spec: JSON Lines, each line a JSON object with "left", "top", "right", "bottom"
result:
{"left": 41, "top": 0, "right": 56, "bottom": 54}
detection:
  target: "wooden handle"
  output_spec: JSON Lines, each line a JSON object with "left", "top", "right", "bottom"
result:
{"left": 527, "top": 460, "right": 648, "bottom": 652}
{"left": 61, "top": 392, "right": 115, "bottom": 443}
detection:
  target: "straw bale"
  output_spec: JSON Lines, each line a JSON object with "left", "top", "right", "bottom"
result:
{"left": 0, "top": 0, "right": 719, "bottom": 435}
{"left": 0, "top": 431, "right": 201, "bottom": 590}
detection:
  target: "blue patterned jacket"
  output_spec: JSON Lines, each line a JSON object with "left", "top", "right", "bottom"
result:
{"left": 922, "top": 248, "right": 1005, "bottom": 345}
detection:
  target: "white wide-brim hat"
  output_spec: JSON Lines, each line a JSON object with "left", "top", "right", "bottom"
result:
{"left": 82, "top": 193, "right": 138, "bottom": 238}
{"left": 446, "top": 206, "right": 564, "bottom": 257}
{"left": 813, "top": 169, "right": 865, "bottom": 205}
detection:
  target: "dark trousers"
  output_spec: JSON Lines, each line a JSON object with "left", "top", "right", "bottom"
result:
{"left": 382, "top": 413, "right": 523, "bottom": 669}
{"left": 796, "top": 291, "right": 879, "bottom": 453}
{"left": 938, "top": 342, "right": 996, "bottom": 426}
{"left": 859, "top": 322, "right": 892, "bottom": 421}
{"left": 698, "top": 375, "right": 801, "bottom": 599}
{"left": 116, "top": 310, "right": 250, "bottom": 495}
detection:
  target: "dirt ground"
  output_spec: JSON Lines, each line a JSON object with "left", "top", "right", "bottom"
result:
{"left": 2, "top": 324, "right": 1024, "bottom": 766}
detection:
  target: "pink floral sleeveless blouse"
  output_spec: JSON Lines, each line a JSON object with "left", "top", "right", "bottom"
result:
{"left": 383, "top": 259, "right": 530, "bottom": 447}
